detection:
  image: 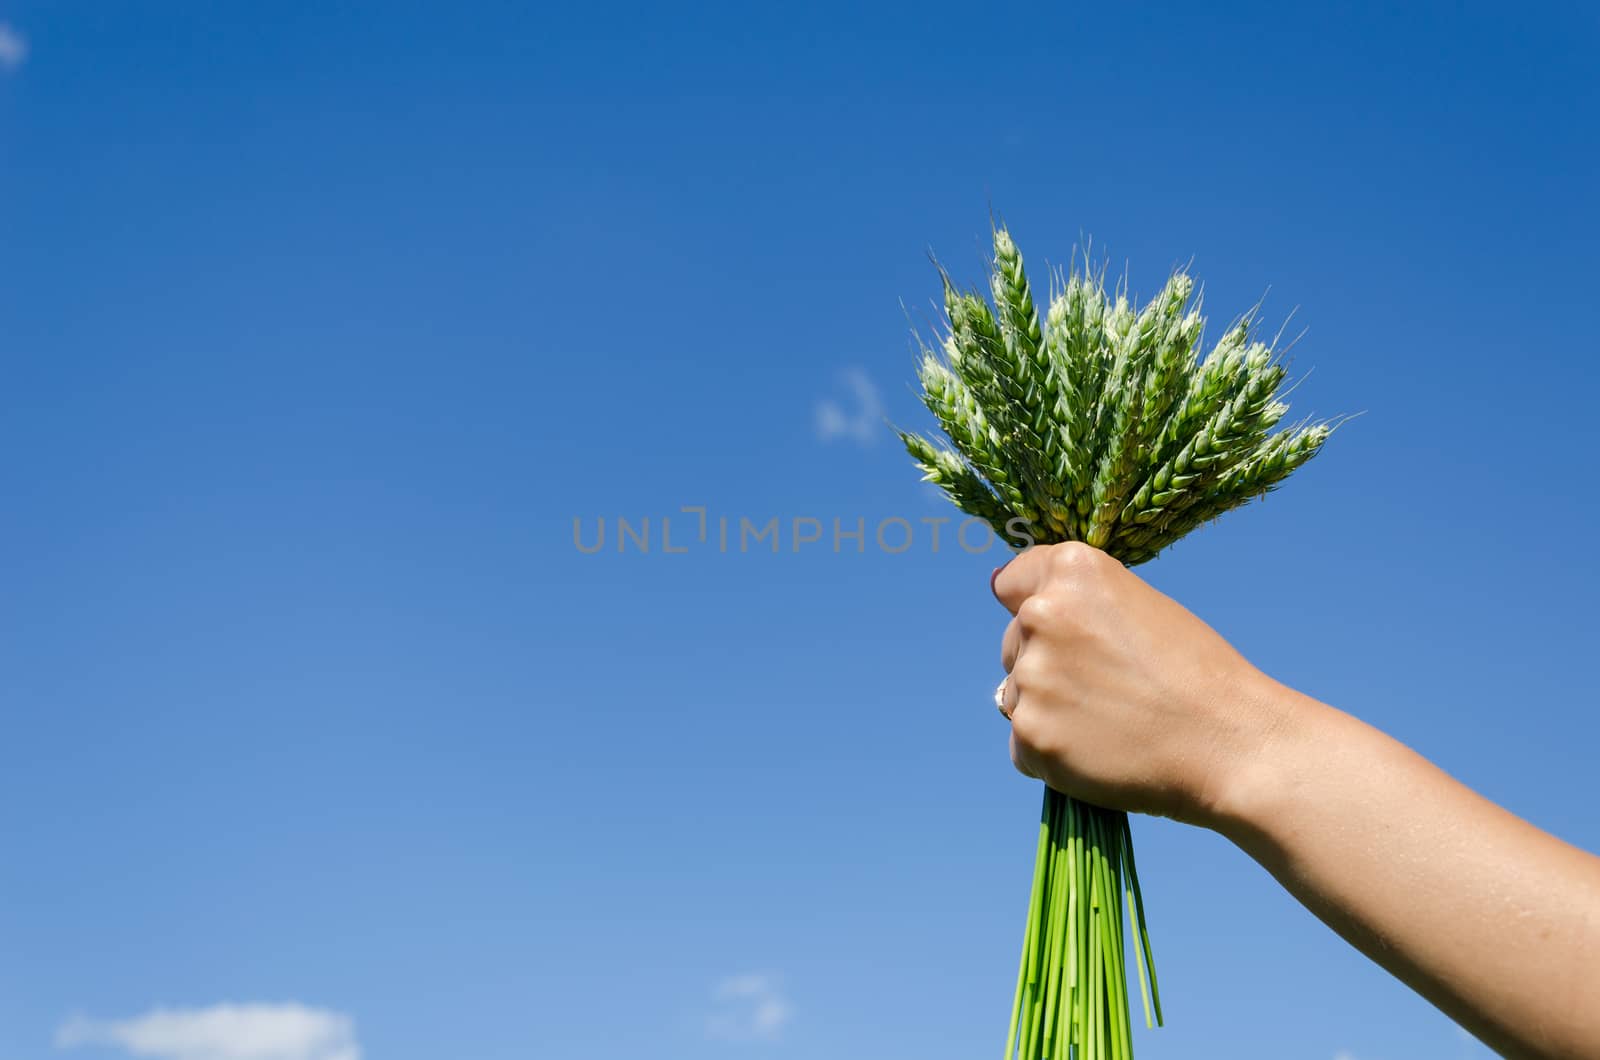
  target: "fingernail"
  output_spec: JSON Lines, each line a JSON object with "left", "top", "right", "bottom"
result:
{"left": 990, "top": 563, "right": 1007, "bottom": 596}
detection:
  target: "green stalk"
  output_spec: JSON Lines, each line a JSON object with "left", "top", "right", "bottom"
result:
{"left": 1005, "top": 807, "right": 1048, "bottom": 1060}
{"left": 1043, "top": 795, "right": 1071, "bottom": 1048}
{"left": 1088, "top": 853, "right": 1103, "bottom": 1060}
{"left": 1120, "top": 813, "right": 1163, "bottom": 1025}
{"left": 1119, "top": 816, "right": 1158, "bottom": 1028}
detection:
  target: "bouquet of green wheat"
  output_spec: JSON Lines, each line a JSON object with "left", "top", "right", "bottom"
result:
{"left": 901, "top": 227, "right": 1332, "bottom": 1060}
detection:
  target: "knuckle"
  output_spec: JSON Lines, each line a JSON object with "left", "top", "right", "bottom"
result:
{"left": 1052, "top": 541, "right": 1098, "bottom": 572}
{"left": 1009, "top": 704, "right": 1042, "bottom": 748}
{"left": 1010, "top": 707, "right": 1062, "bottom": 769}
{"left": 1008, "top": 650, "right": 1046, "bottom": 692}
{"left": 1015, "top": 594, "right": 1059, "bottom": 632}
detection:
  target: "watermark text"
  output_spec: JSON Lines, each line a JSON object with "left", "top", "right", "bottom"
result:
{"left": 572, "top": 506, "right": 1038, "bottom": 555}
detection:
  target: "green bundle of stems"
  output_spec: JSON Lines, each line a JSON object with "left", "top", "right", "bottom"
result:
{"left": 900, "top": 226, "right": 1334, "bottom": 1059}
{"left": 1006, "top": 791, "right": 1156, "bottom": 1060}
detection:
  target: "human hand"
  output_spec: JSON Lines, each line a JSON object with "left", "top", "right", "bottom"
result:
{"left": 993, "top": 542, "right": 1283, "bottom": 826}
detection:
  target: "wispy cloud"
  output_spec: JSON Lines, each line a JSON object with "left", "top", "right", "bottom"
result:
{"left": 1333, "top": 1052, "right": 1359, "bottom": 1060}
{"left": 56, "top": 1003, "right": 360, "bottom": 1060}
{"left": 706, "top": 973, "right": 791, "bottom": 1043}
{"left": 0, "top": 23, "right": 27, "bottom": 71}
{"left": 814, "top": 368, "right": 884, "bottom": 446}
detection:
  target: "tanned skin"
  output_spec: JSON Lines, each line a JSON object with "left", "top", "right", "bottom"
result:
{"left": 993, "top": 542, "right": 1600, "bottom": 1060}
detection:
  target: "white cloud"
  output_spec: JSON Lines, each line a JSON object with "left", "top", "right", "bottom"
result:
{"left": 0, "top": 23, "right": 27, "bottom": 71}
{"left": 56, "top": 1003, "right": 360, "bottom": 1060}
{"left": 814, "top": 368, "right": 884, "bottom": 446}
{"left": 706, "top": 973, "right": 791, "bottom": 1043}
{"left": 1333, "top": 1052, "right": 1359, "bottom": 1060}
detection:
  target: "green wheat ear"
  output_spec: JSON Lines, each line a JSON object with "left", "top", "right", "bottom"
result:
{"left": 900, "top": 226, "right": 1338, "bottom": 1060}
{"left": 903, "top": 229, "right": 1331, "bottom": 563}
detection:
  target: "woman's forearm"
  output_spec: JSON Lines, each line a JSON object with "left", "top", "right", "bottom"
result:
{"left": 992, "top": 543, "right": 1600, "bottom": 1056}
{"left": 1210, "top": 677, "right": 1600, "bottom": 1060}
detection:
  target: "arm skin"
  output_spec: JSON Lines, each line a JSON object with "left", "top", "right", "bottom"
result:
{"left": 992, "top": 542, "right": 1600, "bottom": 1060}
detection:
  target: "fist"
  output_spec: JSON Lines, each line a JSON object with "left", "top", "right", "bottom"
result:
{"left": 993, "top": 542, "right": 1274, "bottom": 825}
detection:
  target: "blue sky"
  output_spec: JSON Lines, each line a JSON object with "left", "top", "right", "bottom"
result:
{"left": 1, "top": 2, "right": 1597, "bottom": 1058}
